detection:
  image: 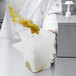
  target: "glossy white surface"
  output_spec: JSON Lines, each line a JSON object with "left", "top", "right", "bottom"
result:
{"left": 0, "top": 38, "right": 76, "bottom": 76}
{"left": 0, "top": 38, "right": 55, "bottom": 76}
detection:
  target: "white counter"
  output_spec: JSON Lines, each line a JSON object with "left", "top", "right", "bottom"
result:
{"left": 57, "top": 15, "right": 76, "bottom": 23}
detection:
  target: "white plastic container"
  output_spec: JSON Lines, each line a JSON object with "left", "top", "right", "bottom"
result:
{"left": 19, "top": 29, "right": 55, "bottom": 73}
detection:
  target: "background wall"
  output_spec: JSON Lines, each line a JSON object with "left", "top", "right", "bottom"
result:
{"left": 62, "top": 0, "right": 76, "bottom": 15}
{"left": 0, "top": 0, "right": 5, "bottom": 19}
{"left": 0, "top": 0, "right": 76, "bottom": 19}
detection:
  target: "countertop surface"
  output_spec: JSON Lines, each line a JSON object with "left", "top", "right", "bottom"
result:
{"left": 0, "top": 39, "right": 76, "bottom": 76}
{"left": 57, "top": 15, "right": 76, "bottom": 23}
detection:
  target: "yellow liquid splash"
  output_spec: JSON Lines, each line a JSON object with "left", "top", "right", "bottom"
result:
{"left": 8, "top": 3, "right": 40, "bottom": 34}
